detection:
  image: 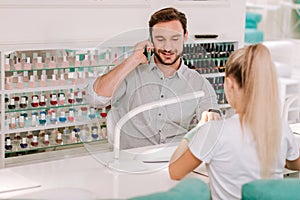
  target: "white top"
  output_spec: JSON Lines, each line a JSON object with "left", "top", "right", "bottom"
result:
{"left": 188, "top": 114, "right": 299, "bottom": 200}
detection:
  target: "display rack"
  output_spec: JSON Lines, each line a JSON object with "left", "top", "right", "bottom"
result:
{"left": 0, "top": 44, "right": 131, "bottom": 168}
{"left": 183, "top": 40, "right": 238, "bottom": 112}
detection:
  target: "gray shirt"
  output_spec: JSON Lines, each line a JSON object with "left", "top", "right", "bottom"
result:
{"left": 86, "top": 59, "right": 218, "bottom": 149}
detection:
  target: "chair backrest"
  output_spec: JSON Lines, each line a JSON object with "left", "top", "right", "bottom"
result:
{"left": 282, "top": 94, "right": 300, "bottom": 123}
{"left": 242, "top": 179, "right": 300, "bottom": 200}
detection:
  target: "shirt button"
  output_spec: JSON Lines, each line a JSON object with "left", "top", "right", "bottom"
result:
{"left": 158, "top": 130, "right": 161, "bottom": 133}
{"left": 158, "top": 113, "right": 161, "bottom": 116}
{"left": 160, "top": 95, "right": 164, "bottom": 98}
{"left": 160, "top": 77, "right": 163, "bottom": 80}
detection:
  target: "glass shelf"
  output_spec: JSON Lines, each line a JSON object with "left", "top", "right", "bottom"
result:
{"left": 5, "top": 102, "right": 88, "bottom": 114}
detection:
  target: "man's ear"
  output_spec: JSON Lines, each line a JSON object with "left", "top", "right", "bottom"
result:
{"left": 184, "top": 30, "right": 188, "bottom": 42}
{"left": 225, "top": 77, "right": 234, "bottom": 90}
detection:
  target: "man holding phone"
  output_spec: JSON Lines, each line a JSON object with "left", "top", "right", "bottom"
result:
{"left": 87, "top": 7, "right": 220, "bottom": 149}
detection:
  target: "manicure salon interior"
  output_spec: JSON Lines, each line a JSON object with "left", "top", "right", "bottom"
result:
{"left": 0, "top": 0, "right": 300, "bottom": 199}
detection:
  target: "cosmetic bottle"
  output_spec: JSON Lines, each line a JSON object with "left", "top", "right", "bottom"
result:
{"left": 50, "top": 94, "right": 58, "bottom": 106}
{"left": 39, "top": 70, "right": 48, "bottom": 87}
{"left": 57, "top": 93, "right": 65, "bottom": 106}
{"left": 28, "top": 75, "right": 36, "bottom": 88}
{"left": 8, "top": 98, "right": 16, "bottom": 110}
{"left": 14, "top": 56, "right": 22, "bottom": 70}
{"left": 31, "top": 115, "right": 37, "bottom": 127}
{"left": 50, "top": 73, "right": 58, "bottom": 86}
{"left": 80, "top": 126, "right": 88, "bottom": 141}
{"left": 105, "top": 49, "right": 111, "bottom": 64}
{"left": 9, "top": 117, "right": 16, "bottom": 129}
{"left": 88, "top": 107, "right": 96, "bottom": 119}
{"left": 31, "top": 136, "right": 38, "bottom": 147}
{"left": 20, "top": 137, "right": 28, "bottom": 149}
{"left": 20, "top": 111, "right": 28, "bottom": 119}
{"left": 9, "top": 53, "right": 14, "bottom": 68}
{"left": 39, "top": 113, "right": 47, "bottom": 125}
{"left": 5, "top": 58, "right": 10, "bottom": 71}
{"left": 82, "top": 54, "right": 89, "bottom": 66}
{"left": 39, "top": 94, "right": 46, "bottom": 106}
{"left": 76, "top": 109, "right": 83, "bottom": 121}
{"left": 75, "top": 55, "right": 81, "bottom": 67}
{"left": 68, "top": 51, "right": 75, "bottom": 66}
{"left": 59, "top": 73, "right": 66, "bottom": 85}
{"left": 23, "top": 71, "right": 29, "bottom": 82}
{"left": 36, "top": 56, "right": 44, "bottom": 69}
{"left": 21, "top": 53, "right": 26, "bottom": 68}
{"left": 50, "top": 112, "right": 57, "bottom": 124}
{"left": 91, "top": 124, "right": 99, "bottom": 140}
{"left": 56, "top": 133, "right": 63, "bottom": 144}
{"left": 59, "top": 111, "right": 67, "bottom": 123}
{"left": 27, "top": 131, "right": 33, "bottom": 139}
{"left": 49, "top": 56, "right": 57, "bottom": 68}
{"left": 43, "top": 134, "right": 50, "bottom": 146}
{"left": 5, "top": 77, "right": 13, "bottom": 90}
{"left": 19, "top": 96, "right": 27, "bottom": 109}
{"left": 18, "top": 115, "right": 25, "bottom": 128}
{"left": 70, "top": 131, "right": 77, "bottom": 142}
{"left": 12, "top": 71, "right": 18, "bottom": 83}
{"left": 31, "top": 96, "right": 39, "bottom": 108}
{"left": 75, "top": 90, "right": 83, "bottom": 103}
{"left": 61, "top": 54, "right": 69, "bottom": 68}
{"left": 14, "top": 133, "right": 21, "bottom": 140}
{"left": 68, "top": 90, "right": 75, "bottom": 104}
{"left": 68, "top": 109, "right": 75, "bottom": 122}
{"left": 24, "top": 57, "right": 32, "bottom": 70}
{"left": 5, "top": 139, "right": 13, "bottom": 150}
{"left": 32, "top": 52, "right": 38, "bottom": 68}
{"left": 63, "top": 127, "right": 70, "bottom": 136}
{"left": 100, "top": 107, "right": 107, "bottom": 138}
{"left": 16, "top": 76, "right": 24, "bottom": 89}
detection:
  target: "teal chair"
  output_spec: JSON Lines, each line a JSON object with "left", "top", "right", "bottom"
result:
{"left": 245, "top": 12, "right": 264, "bottom": 44}
{"left": 242, "top": 179, "right": 300, "bottom": 200}
{"left": 130, "top": 178, "right": 211, "bottom": 200}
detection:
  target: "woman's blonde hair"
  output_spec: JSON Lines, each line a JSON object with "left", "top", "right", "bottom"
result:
{"left": 225, "top": 43, "right": 281, "bottom": 178}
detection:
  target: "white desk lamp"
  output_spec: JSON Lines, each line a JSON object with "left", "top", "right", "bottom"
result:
{"left": 108, "top": 91, "right": 204, "bottom": 171}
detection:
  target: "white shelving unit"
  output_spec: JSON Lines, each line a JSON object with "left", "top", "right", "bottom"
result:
{"left": 281, "top": 1, "right": 300, "bottom": 39}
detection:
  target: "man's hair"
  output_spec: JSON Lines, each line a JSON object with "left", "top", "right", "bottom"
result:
{"left": 148, "top": 7, "right": 187, "bottom": 41}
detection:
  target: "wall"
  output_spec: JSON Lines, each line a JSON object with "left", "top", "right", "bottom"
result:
{"left": 0, "top": 0, "right": 246, "bottom": 49}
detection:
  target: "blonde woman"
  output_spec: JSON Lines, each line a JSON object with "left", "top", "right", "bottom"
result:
{"left": 168, "top": 43, "right": 300, "bottom": 200}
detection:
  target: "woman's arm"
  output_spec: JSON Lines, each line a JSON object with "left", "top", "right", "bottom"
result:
{"left": 286, "top": 154, "right": 300, "bottom": 171}
{"left": 169, "top": 144, "right": 202, "bottom": 180}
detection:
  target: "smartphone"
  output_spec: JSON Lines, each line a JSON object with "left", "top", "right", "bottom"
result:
{"left": 143, "top": 47, "right": 154, "bottom": 62}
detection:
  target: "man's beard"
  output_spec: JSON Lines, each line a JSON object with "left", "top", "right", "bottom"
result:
{"left": 154, "top": 49, "right": 181, "bottom": 66}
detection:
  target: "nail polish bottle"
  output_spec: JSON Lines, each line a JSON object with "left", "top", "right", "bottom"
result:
{"left": 31, "top": 136, "right": 38, "bottom": 147}
{"left": 33, "top": 70, "right": 38, "bottom": 81}
{"left": 23, "top": 71, "right": 29, "bottom": 82}
{"left": 39, "top": 113, "right": 47, "bottom": 125}
{"left": 50, "top": 112, "right": 57, "bottom": 124}
{"left": 75, "top": 55, "right": 81, "bottom": 67}
{"left": 28, "top": 75, "right": 36, "bottom": 88}
{"left": 50, "top": 74, "right": 58, "bottom": 86}
{"left": 63, "top": 127, "right": 70, "bottom": 136}
{"left": 80, "top": 126, "right": 88, "bottom": 141}
{"left": 13, "top": 96, "right": 20, "bottom": 103}
{"left": 76, "top": 90, "right": 83, "bottom": 103}
{"left": 14, "top": 133, "right": 22, "bottom": 140}
{"left": 32, "top": 52, "right": 38, "bottom": 68}
{"left": 24, "top": 57, "right": 32, "bottom": 70}
{"left": 43, "top": 134, "right": 50, "bottom": 145}
{"left": 12, "top": 71, "right": 18, "bottom": 83}
{"left": 31, "top": 96, "right": 39, "bottom": 108}
{"left": 31, "top": 115, "right": 37, "bottom": 127}
{"left": 59, "top": 111, "right": 67, "bottom": 123}
{"left": 61, "top": 55, "right": 69, "bottom": 68}
{"left": 91, "top": 124, "right": 99, "bottom": 140}
{"left": 9, "top": 53, "right": 14, "bottom": 69}
{"left": 68, "top": 109, "right": 75, "bottom": 122}
{"left": 21, "top": 53, "right": 26, "bottom": 68}
{"left": 68, "top": 90, "right": 75, "bottom": 104}
{"left": 36, "top": 56, "right": 44, "bottom": 69}
{"left": 77, "top": 109, "right": 83, "bottom": 121}
{"left": 70, "top": 131, "right": 77, "bottom": 142}
{"left": 27, "top": 131, "right": 33, "bottom": 139}
{"left": 5, "top": 58, "right": 10, "bottom": 71}
{"left": 39, "top": 130, "right": 45, "bottom": 137}
{"left": 20, "top": 95, "right": 28, "bottom": 109}
{"left": 18, "top": 115, "right": 25, "bottom": 128}
{"left": 5, "top": 77, "right": 13, "bottom": 90}
{"left": 93, "top": 50, "right": 99, "bottom": 66}
{"left": 90, "top": 51, "right": 97, "bottom": 66}
{"left": 8, "top": 98, "right": 16, "bottom": 110}
{"left": 16, "top": 76, "right": 24, "bottom": 89}
{"left": 88, "top": 107, "right": 96, "bottom": 119}
{"left": 20, "top": 111, "right": 28, "bottom": 119}
{"left": 58, "top": 93, "right": 65, "bottom": 105}
{"left": 39, "top": 94, "right": 46, "bottom": 106}
{"left": 58, "top": 73, "right": 66, "bottom": 85}
{"left": 56, "top": 133, "right": 63, "bottom": 144}
{"left": 20, "top": 137, "right": 28, "bottom": 149}
{"left": 14, "top": 56, "right": 22, "bottom": 70}
{"left": 105, "top": 49, "right": 111, "bottom": 64}
{"left": 5, "top": 139, "right": 13, "bottom": 150}
{"left": 49, "top": 56, "right": 57, "bottom": 68}
{"left": 40, "top": 70, "right": 48, "bottom": 87}
{"left": 68, "top": 51, "right": 75, "bottom": 66}
{"left": 50, "top": 94, "right": 58, "bottom": 106}
{"left": 9, "top": 117, "right": 16, "bottom": 129}
{"left": 82, "top": 54, "right": 89, "bottom": 66}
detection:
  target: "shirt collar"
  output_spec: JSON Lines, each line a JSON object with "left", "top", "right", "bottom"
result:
{"left": 148, "top": 58, "right": 186, "bottom": 79}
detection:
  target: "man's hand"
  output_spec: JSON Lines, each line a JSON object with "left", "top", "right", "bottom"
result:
{"left": 132, "top": 40, "right": 154, "bottom": 65}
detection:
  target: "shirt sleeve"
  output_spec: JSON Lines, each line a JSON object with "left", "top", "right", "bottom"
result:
{"left": 284, "top": 123, "right": 300, "bottom": 161}
{"left": 85, "top": 77, "right": 112, "bottom": 107}
{"left": 188, "top": 120, "right": 225, "bottom": 163}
